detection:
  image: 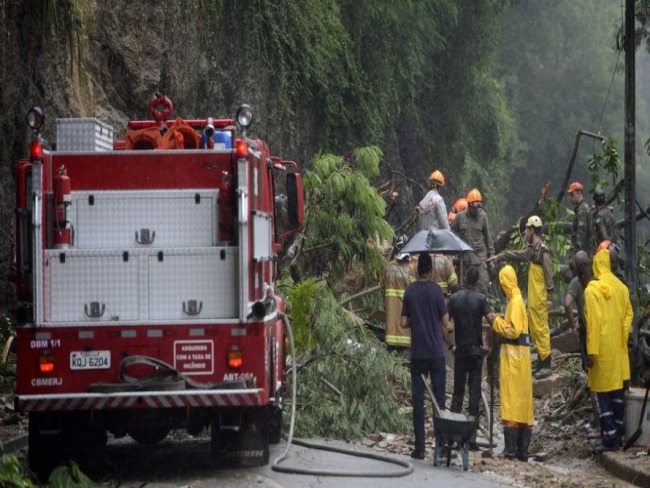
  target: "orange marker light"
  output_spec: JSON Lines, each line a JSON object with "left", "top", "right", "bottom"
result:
{"left": 227, "top": 345, "right": 243, "bottom": 369}
{"left": 38, "top": 351, "right": 55, "bottom": 373}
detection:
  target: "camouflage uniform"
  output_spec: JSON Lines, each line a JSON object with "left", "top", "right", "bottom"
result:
{"left": 593, "top": 205, "right": 620, "bottom": 248}
{"left": 450, "top": 208, "right": 495, "bottom": 294}
{"left": 570, "top": 200, "right": 593, "bottom": 257}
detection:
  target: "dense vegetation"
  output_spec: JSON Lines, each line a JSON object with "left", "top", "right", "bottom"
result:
{"left": 1, "top": 1, "right": 650, "bottom": 482}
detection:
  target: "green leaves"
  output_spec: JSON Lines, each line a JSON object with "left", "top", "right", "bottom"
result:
{"left": 300, "top": 147, "right": 392, "bottom": 285}
{"left": 285, "top": 282, "right": 410, "bottom": 439}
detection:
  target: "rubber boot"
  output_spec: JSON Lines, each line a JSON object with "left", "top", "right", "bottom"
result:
{"left": 534, "top": 355, "right": 552, "bottom": 379}
{"left": 516, "top": 427, "right": 532, "bottom": 462}
{"left": 501, "top": 426, "right": 517, "bottom": 460}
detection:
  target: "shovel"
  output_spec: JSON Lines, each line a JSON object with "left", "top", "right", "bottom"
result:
{"left": 623, "top": 383, "right": 649, "bottom": 451}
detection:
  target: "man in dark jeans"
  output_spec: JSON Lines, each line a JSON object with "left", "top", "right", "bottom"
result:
{"left": 448, "top": 266, "right": 495, "bottom": 450}
{"left": 401, "top": 252, "right": 453, "bottom": 459}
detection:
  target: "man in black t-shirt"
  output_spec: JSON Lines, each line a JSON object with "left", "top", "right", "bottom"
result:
{"left": 448, "top": 266, "right": 494, "bottom": 450}
{"left": 401, "top": 252, "right": 453, "bottom": 460}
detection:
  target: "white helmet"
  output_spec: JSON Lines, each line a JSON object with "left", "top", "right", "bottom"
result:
{"left": 396, "top": 253, "right": 410, "bottom": 262}
{"left": 526, "top": 215, "right": 543, "bottom": 228}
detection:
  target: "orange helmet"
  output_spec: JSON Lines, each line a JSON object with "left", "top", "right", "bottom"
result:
{"left": 568, "top": 182, "right": 584, "bottom": 194}
{"left": 596, "top": 240, "right": 619, "bottom": 253}
{"left": 448, "top": 211, "right": 456, "bottom": 225}
{"left": 466, "top": 188, "right": 482, "bottom": 204}
{"left": 429, "top": 170, "right": 445, "bottom": 187}
{"left": 454, "top": 198, "right": 468, "bottom": 213}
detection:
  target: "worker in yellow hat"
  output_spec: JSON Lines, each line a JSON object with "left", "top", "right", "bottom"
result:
{"left": 489, "top": 215, "right": 555, "bottom": 380}
{"left": 451, "top": 188, "right": 495, "bottom": 295}
{"left": 416, "top": 170, "right": 449, "bottom": 231}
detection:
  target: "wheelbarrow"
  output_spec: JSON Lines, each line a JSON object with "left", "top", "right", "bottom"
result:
{"left": 422, "top": 374, "right": 478, "bottom": 471}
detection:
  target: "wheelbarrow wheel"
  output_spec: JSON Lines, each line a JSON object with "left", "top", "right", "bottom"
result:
{"left": 460, "top": 441, "right": 469, "bottom": 471}
{"left": 433, "top": 438, "right": 442, "bottom": 467}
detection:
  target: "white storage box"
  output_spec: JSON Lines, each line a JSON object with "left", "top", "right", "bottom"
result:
{"left": 624, "top": 387, "right": 650, "bottom": 447}
{"left": 56, "top": 118, "right": 114, "bottom": 152}
{"left": 71, "top": 190, "right": 219, "bottom": 249}
{"left": 45, "top": 249, "right": 140, "bottom": 323}
{"left": 44, "top": 247, "right": 239, "bottom": 323}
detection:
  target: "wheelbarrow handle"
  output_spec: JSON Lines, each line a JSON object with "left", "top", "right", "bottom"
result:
{"left": 421, "top": 374, "right": 444, "bottom": 417}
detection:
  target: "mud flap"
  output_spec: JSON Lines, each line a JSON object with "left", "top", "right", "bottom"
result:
{"left": 211, "top": 407, "right": 269, "bottom": 467}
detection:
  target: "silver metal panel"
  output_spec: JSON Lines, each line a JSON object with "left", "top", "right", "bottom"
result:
{"left": 72, "top": 190, "right": 218, "bottom": 249}
{"left": 237, "top": 159, "right": 249, "bottom": 320}
{"left": 32, "top": 163, "right": 44, "bottom": 326}
{"left": 45, "top": 250, "right": 139, "bottom": 323}
{"left": 56, "top": 118, "right": 114, "bottom": 152}
{"left": 252, "top": 211, "right": 272, "bottom": 261}
{"left": 148, "top": 247, "right": 239, "bottom": 320}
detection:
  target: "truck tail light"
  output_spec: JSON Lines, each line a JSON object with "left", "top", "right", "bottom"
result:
{"left": 227, "top": 345, "right": 243, "bottom": 369}
{"left": 235, "top": 139, "right": 248, "bottom": 158}
{"left": 38, "top": 351, "right": 55, "bottom": 373}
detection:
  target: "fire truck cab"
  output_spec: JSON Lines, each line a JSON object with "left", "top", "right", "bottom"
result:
{"left": 13, "top": 95, "right": 303, "bottom": 478}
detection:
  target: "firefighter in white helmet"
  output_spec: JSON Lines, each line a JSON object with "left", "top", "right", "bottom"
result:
{"left": 489, "top": 215, "right": 555, "bottom": 379}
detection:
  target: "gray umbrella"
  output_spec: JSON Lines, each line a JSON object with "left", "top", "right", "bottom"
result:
{"left": 401, "top": 227, "right": 473, "bottom": 255}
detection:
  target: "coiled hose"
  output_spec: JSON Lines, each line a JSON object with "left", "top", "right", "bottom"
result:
{"left": 271, "top": 312, "right": 414, "bottom": 477}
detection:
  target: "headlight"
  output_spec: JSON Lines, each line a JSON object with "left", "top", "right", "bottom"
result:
{"left": 236, "top": 104, "right": 253, "bottom": 129}
{"left": 27, "top": 107, "right": 45, "bottom": 131}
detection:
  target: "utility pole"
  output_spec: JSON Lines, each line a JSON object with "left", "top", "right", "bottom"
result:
{"left": 624, "top": 0, "right": 639, "bottom": 381}
{"left": 624, "top": 0, "right": 637, "bottom": 290}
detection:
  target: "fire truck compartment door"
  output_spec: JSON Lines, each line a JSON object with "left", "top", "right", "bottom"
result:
{"left": 45, "top": 250, "right": 139, "bottom": 323}
{"left": 72, "top": 190, "right": 218, "bottom": 249}
{"left": 148, "top": 247, "right": 239, "bottom": 320}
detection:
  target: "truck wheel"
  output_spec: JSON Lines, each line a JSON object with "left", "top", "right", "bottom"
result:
{"left": 129, "top": 424, "right": 170, "bottom": 445}
{"left": 211, "top": 408, "right": 269, "bottom": 467}
{"left": 28, "top": 413, "right": 65, "bottom": 483}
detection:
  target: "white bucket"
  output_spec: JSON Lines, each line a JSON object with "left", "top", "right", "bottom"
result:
{"left": 624, "top": 387, "right": 650, "bottom": 447}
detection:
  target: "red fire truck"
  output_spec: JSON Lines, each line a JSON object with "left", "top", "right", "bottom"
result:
{"left": 13, "top": 95, "right": 303, "bottom": 478}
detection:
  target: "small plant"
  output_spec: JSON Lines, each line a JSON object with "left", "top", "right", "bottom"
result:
{"left": 0, "top": 442, "right": 35, "bottom": 488}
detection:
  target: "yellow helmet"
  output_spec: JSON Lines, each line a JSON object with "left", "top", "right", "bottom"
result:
{"left": 429, "top": 170, "right": 445, "bottom": 187}
{"left": 466, "top": 188, "right": 482, "bottom": 204}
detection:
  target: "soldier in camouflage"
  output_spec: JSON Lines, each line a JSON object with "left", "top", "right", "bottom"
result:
{"left": 567, "top": 182, "right": 593, "bottom": 258}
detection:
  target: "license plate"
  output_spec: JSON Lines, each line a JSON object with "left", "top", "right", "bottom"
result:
{"left": 70, "top": 350, "right": 111, "bottom": 370}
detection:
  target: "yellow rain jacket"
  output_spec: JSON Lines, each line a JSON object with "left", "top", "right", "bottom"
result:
{"left": 383, "top": 259, "right": 416, "bottom": 347}
{"left": 501, "top": 240, "right": 553, "bottom": 361}
{"left": 492, "top": 265, "right": 534, "bottom": 425}
{"left": 592, "top": 250, "right": 633, "bottom": 381}
{"left": 583, "top": 275, "right": 626, "bottom": 392}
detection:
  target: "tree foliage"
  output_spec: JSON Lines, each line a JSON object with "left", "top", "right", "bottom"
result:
{"left": 296, "top": 147, "right": 393, "bottom": 286}
{"left": 284, "top": 279, "right": 410, "bottom": 439}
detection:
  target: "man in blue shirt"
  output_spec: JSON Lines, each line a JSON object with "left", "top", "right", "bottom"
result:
{"left": 401, "top": 252, "right": 453, "bottom": 459}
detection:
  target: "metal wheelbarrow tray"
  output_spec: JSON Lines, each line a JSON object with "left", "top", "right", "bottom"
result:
{"left": 422, "top": 374, "right": 478, "bottom": 471}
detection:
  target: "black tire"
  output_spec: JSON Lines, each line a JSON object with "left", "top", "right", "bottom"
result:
{"left": 129, "top": 424, "right": 170, "bottom": 445}
{"left": 28, "top": 412, "right": 63, "bottom": 483}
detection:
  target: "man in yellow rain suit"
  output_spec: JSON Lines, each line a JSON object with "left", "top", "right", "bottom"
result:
{"left": 578, "top": 259, "right": 628, "bottom": 453}
{"left": 492, "top": 265, "right": 534, "bottom": 461}
{"left": 592, "top": 242, "right": 633, "bottom": 444}
{"left": 382, "top": 235, "right": 416, "bottom": 349}
{"left": 489, "top": 215, "right": 555, "bottom": 379}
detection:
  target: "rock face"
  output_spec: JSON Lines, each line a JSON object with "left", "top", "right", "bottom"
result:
{"left": 0, "top": 1, "right": 301, "bottom": 307}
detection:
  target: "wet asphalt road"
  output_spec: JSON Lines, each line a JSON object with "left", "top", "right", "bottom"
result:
{"left": 90, "top": 437, "right": 510, "bottom": 488}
